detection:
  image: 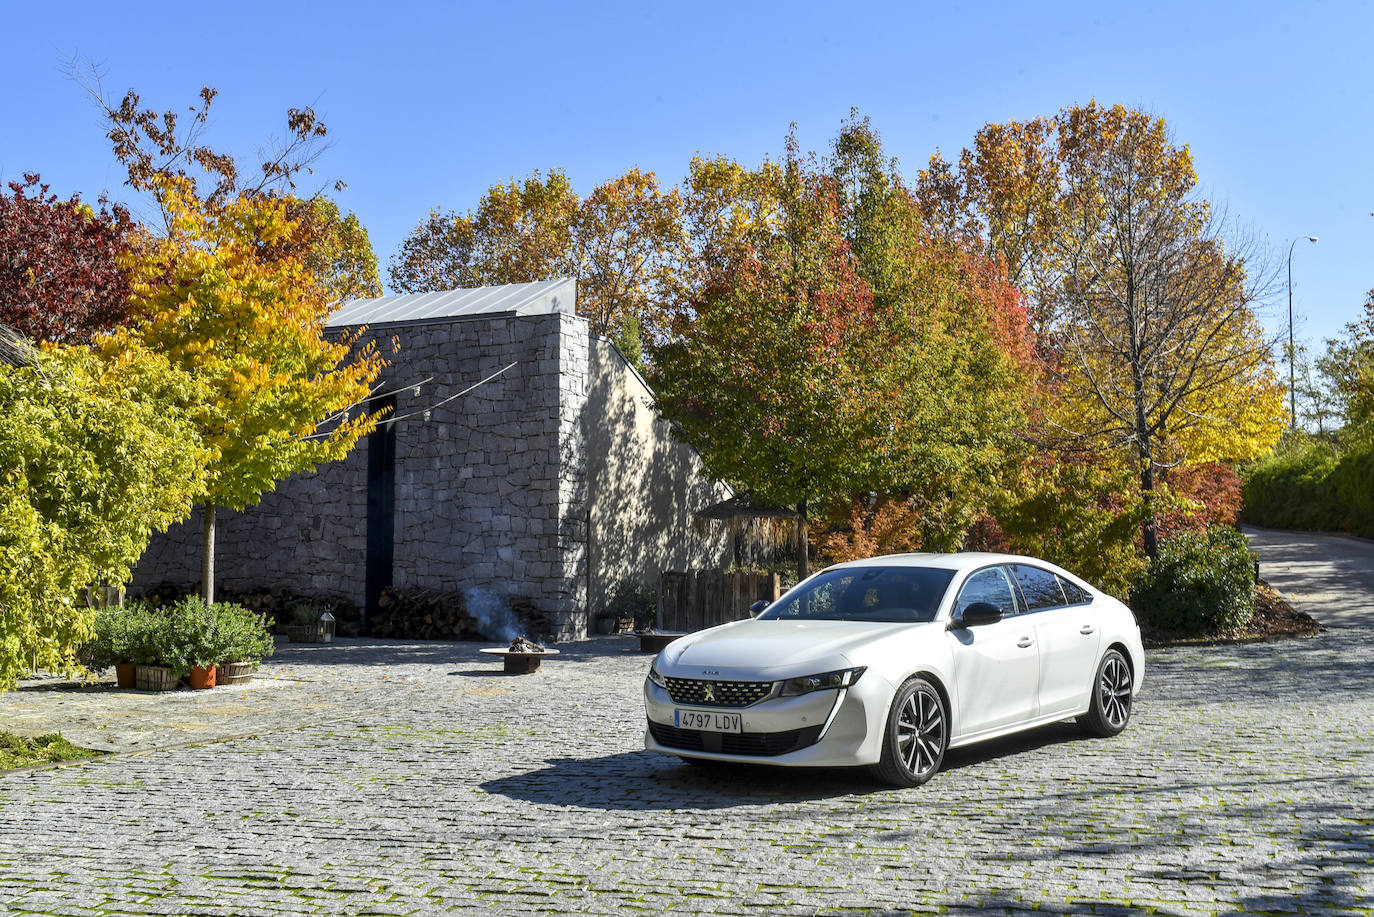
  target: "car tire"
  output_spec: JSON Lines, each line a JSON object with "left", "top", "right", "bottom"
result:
{"left": 1077, "top": 648, "right": 1133, "bottom": 737}
{"left": 869, "top": 676, "right": 947, "bottom": 788}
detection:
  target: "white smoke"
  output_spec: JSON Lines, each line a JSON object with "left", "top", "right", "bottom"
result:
{"left": 464, "top": 588, "right": 520, "bottom": 641}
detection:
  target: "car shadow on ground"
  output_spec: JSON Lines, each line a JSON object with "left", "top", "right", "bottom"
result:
{"left": 481, "top": 721, "right": 1089, "bottom": 811}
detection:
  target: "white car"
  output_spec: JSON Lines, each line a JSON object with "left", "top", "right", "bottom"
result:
{"left": 644, "top": 552, "right": 1144, "bottom": 786}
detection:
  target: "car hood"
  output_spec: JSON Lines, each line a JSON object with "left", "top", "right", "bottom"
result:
{"left": 660, "top": 618, "right": 930, "bottom": 680}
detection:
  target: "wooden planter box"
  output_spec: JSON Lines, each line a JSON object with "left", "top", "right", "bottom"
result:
{"left": 285, "top": 624, "right": 320, "bottom": 643}
{"left": 135, "top": 665, "right": 178, "bottom": 692}
{"left": 217, "top": 661, "right": 257, "bottom": 685}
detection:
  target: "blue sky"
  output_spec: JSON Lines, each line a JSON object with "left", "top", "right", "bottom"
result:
{"left": 4, "top": 0, "right": 1370, "bottom": 347}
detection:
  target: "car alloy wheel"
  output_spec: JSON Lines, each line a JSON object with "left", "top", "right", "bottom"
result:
{"left": 1078, "top": 648, "right": 1132, "bottom": 737}
{"left": 870, "top": 676, "right": 946, "bottom": 787}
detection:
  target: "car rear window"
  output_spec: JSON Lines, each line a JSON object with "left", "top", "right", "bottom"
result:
{"left": 1009, "top": 564, "right": 1068, "bottom": 611}
{"left": 1057, "top": 576, "right": 1090, "bottom": 605}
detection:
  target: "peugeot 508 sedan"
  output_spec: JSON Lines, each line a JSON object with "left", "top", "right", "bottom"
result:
{"left": 644, "top": 552, "right": 1144, "bottom": 786}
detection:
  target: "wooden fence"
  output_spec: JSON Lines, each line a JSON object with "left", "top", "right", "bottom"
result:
{"left": 658, "top": 571, "right": 783, "bottom": 633}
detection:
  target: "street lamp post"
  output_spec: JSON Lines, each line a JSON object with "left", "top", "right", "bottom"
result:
{"left": 1288, "top": 235, "right": 1319, "bottom": 432}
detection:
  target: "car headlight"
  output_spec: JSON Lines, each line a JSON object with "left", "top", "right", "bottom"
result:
{"left": 779, "top": 666, "right": 866, "bottom": 696}
{"left": 647, "top": 663, "right": 667, "bottom": 689}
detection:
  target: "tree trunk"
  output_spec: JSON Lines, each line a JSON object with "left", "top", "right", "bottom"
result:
{"left": 1138, "top": 463, "right": 1159, "bottom": 561}
{"left": 796, "top": 498, "right": 809, "bottom": 581}
{"left": 202, "top": 503, "right": 216, "bottom": 604}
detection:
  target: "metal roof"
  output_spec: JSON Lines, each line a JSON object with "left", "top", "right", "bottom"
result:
{"left": 326, "top": 278, "right": 576, "bottom": 328}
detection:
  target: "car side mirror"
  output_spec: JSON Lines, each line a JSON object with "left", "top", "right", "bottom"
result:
{"left": 749, "top": 600, "right": 770, "bottom": 617}
{"left": 950, "top": 602, "right": 1003, "bottom": 629}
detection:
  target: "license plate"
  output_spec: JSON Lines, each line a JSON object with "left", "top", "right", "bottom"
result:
{"left": 675, "top": 709, "right": 742, "bottom": 733}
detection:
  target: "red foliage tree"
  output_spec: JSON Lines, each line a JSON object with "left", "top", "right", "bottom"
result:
{"left": 0, "top": 174, "right": 134, "bottom": 343}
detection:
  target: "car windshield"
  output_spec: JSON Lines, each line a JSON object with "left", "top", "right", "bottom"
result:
{"left": 759, "top": 566, "right": 956, "bottom": 623}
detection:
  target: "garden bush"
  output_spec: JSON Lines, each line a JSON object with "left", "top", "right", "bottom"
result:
{"left": 77, "top": 599, "right": 273, "bottom": 677}
{"left": 1241, "top": 439, "right": 1345, "bottom": 532}
{"left": 1130, "top": 525, "right": 1256, "bottom": 634}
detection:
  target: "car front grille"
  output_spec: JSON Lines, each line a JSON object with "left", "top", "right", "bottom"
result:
{"left": 664, "top": 677, "right": 774, "bottom": 707}
{"left": 648, "top": 720, "right": 824, "bottom": 757}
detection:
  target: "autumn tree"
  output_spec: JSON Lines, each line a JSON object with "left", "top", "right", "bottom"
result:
{"left": 651, "top": 146, "right": 881, "bottom": 578}
{"left": 285, "top": 196, "right": 384, "bottom": 302}
{"left": 115, "top": 178, "right": 386, "bottom": 602}
{"left": 389, "top": 170, "right": 578, "bottom": 292}
{"left": 390, "top": 168, "right": 686, "bottom": 344}
{"left": 73, "top": 66, "right": 339, "bottom": 229}
{"left": 0, "top": 174, "right": 135, "bottom": 343}
{"left": 653, "top": 128, "right": 1030, "bottom": 577}
{"left": 919, "top": 102, "right": 1285, "bottom": 557}
{"left": 0, "top": 341, "right": 208, "bottom": 690}
{"left": 78, "top": 77, "right": 389, "bottom": 600}
{"left": 810, "top": 116, "right": 1033, "bottom": 558}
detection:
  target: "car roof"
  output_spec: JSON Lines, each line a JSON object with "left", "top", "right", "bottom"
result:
{"left": 825, "top": 552, "right": 1056, "bottom": 575}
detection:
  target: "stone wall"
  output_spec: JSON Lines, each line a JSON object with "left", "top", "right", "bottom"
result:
{"left": 133, "top": 311, "right": 589, "bottom": 639}
{"left": 133, "top": 311, "right": 730, "bottom": 643}
{"left": 584, "top": 338, "right": 732, "bottom": 616}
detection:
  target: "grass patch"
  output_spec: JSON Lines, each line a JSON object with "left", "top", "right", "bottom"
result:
{"left": 0, "top": 731, "right": 104, "bottom": 770}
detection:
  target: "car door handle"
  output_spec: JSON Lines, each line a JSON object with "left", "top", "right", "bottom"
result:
{"left": 1017, "top": 636, "right": 1034, "bottom": 648}
{"left": 1080, "top": 625, "right": 1096, "bottom": 635}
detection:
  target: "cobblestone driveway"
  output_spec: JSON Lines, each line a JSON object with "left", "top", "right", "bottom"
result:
{"left": 3, "top": 632, "right": 1372, "bottom": 915}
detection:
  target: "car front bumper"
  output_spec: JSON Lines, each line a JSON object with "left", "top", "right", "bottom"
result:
{"left": 643, "top": 673, "right": 893, "bottom": 767}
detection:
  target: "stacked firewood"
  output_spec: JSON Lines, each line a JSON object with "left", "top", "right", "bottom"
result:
{"left": 368, "top": 588, "right": 482, "bottom": 640}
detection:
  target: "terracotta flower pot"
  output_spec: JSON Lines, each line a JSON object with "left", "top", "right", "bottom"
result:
{"left": 114, "top": 662, "right": 137, "bottom": 689}
{"left": 189, "top": 664, "right": 217, "bottom": 690}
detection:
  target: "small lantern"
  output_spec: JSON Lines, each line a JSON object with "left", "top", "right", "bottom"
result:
{"left": 317, "top": 610, "right": 336, "bottom": 644}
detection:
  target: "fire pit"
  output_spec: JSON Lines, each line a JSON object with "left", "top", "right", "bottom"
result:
{"left": 480, "top": 637, "right": 559, "bottom": 674}
{"left": 634, "top": 631, "right": 687, "bottom": 654}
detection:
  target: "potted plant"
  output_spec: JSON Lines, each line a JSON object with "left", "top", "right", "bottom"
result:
{"left": 285, "top": 602, "right": 328, "bottom": 643}
{"left": 215, "top": 603, "right": 275, "bottom": 684}
{"left": 78, "top": 606, "right": 141, "bottom": 688}
{"left": 130, "top": 605, "right": 179, "bottom": 692}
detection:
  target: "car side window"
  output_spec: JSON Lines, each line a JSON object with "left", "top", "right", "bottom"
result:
{"left": 954, "top": 567, "right": 1017, "bottom": 618}
{"left": 1057, "top": 575, "right": 1090, "bottom": 605}
{"left": 1010, "top": 564, "right": 1067, "bottom": 611}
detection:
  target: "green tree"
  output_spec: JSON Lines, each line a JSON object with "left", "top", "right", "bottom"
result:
{"left": 0, "top": 342, "right": 208, "bottom": 690}
{"left": 1322, "top": 289, "right": 1374, "bottom": 436}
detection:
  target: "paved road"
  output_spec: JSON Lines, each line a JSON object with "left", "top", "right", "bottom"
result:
{"left": 1244, "top": 525, "right": 1374, "bottom": 627}
{"left": 3, "top": 633, "right": 1372, "bottom": 915}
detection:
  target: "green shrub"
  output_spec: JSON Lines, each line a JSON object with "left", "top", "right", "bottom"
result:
{"left": 79, "top": 599, "right": 275, "bottom": 678}
{"left": 160, "top": 597, "right": 276, "bottom": 675}
{"left": 77, "top": 603, "right": 160, "bottom": 672}
{"left": 1130, "top": 525, "right": 1256, "bottom": 634}
{"left": 1241, "top": 439, "right": 1344, "bottom": 531}
{"left": 217, "top": 603, "right": 275, "bottom": 664}
{"left": 1327, "top": 444, "right": 1374, "bottom": 537}
{"left": 604, "top": 584, "right": 657, "bottom": 627}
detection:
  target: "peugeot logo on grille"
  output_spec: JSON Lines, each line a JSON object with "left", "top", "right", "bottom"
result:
{"left": 702, "top": 683, "right": 716, "bottom": 702}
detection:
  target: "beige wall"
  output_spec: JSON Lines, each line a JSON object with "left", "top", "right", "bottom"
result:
{"left": 585, "top": 338, "right": 732, "bottom": 614}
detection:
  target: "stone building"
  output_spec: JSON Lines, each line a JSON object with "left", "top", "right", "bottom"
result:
{"left": 133, "top": 279, "right": 731, "bottom": 640}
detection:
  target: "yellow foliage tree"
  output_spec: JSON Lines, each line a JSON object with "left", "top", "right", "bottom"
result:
{"left": 116, "top": 178, "right": 386, "bottom": 601}
{"left": 0, "top": 340, "right": 209, "bottom": 689}
{"left": 920, "top": 102, "right": 1284, "bottom": 556}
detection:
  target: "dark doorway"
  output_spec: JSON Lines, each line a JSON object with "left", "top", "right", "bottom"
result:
{"left": 365, "top": 396, "right": 397, "bottom": 623}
